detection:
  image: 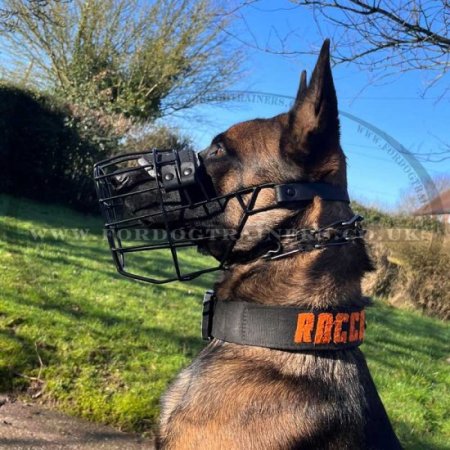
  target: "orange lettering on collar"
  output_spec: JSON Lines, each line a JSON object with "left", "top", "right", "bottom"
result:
{"left": 314, "top": 313, "right": 334, "bottom": 344}
{"left": 333, "top": 313, "right": 349, "bottom": 344}
{"left": 294, "top": 313, "right": 314, "bottom": 343}
{"left": 349, "top": 312, "right": 360, "bottom": 342}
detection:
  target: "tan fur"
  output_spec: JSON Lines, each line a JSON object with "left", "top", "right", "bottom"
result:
{"left": 218, "top": 198, "right": 363, "bottom": 307}
{"left": 159, "top": 342, "right": 367, "bottom": 449}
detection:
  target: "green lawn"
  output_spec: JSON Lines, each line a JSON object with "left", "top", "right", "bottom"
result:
{"left": 0, "top": 194, "right": 449, "bottom": 448}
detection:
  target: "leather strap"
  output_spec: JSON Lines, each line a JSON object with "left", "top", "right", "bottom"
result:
{"left": 203, "top": 294, "right": 365, "bottom": 351}
{"left": 276, "top": 182, "right": 350, "bottom": 204}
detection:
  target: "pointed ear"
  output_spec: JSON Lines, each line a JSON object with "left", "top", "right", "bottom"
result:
{"left": 283, "top": 39, "right": 339, "bottom": 162}
{"left": 293, "top": 70, "right": 307, "bottom": 107}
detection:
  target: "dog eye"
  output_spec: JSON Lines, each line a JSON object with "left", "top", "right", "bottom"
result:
{"left": 211, "top": 142, "right": 226, "bottom": 157}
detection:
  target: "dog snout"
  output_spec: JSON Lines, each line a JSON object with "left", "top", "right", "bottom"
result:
{"left": 111, "top": 173, "right": 130, "bottom": 191}
{"left": 137, "top": 157, "right": 156, "bottom": 179}
{"left": 111, "top": 164, "right": 156, "bottom": 194}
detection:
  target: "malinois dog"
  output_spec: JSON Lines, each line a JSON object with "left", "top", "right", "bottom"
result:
{"left": 96, "top": 39, "right": 403, "bottom": 449}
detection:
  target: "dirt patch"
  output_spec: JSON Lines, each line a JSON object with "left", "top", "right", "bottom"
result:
{"left": 0, "top": 396, "right": 155, "bottom": 450}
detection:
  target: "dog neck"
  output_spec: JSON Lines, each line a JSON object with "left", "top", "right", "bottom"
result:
{"left": 215, "top": 198, "right": 373, "bottom": 309}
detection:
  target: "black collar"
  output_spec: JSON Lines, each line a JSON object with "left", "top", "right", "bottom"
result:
{"left": 202, "top": 291, "right": 366, "bottom": 351}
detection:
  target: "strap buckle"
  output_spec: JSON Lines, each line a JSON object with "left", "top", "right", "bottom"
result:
{"left": 201, "top": 290, "right": 216, "bottom": 341}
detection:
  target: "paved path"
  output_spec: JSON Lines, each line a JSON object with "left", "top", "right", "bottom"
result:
{"left": 0, "top": 396, "right": 155, "bottom": 450}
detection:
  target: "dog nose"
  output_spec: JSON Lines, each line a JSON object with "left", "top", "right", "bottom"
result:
{"left": 198, "top": 148, "right": 209, "bottom": 162}
{"left": 111, "top": 173, "right": 130, "bottom": 190}
{"left": 110, "top": 160, "right": 157, "bottom": 193}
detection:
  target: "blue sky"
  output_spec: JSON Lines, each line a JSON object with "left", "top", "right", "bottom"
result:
{"left": 171, "top": 0, "right": 450, "bottom": 211}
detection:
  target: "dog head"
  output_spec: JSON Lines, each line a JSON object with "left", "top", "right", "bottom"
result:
{"left": 112, "top": 39, "right": 346, "bottom": 262}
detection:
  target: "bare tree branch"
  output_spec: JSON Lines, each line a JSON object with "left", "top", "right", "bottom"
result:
{"left": 289, "top": 0, "right": 450, "bottom": 92}
{"left": 0, "top": 0, "right": 67, "bottom": 32}
{"left": 230, "top": 1, "right": 449, "bottom": 96}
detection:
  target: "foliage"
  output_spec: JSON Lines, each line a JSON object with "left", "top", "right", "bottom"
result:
{"left": 0, "top": 83, "right": 198, "bottom": 213}
{"left": 1, "top": 0, "right": 244, "bottom": 121}
{"left": 0, "top": 194, "right": 449, "bottom": 449}
{"left": 0, "top": 83, "right": 114, "bottom": 212}
{"left": 365, "top": 239, "right": 450, "bottom": 320}
{"left": 352, "top": 201, "right": 444, "bottom": 233}
{"left": 122, "top": 124, "right": 193, "bottom": 154}
{"left": 356, "top": 201, "right": 449, "bottom": 320}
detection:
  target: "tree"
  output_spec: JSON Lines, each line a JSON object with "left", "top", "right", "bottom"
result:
{"left": 122, "top": 123, "right": 193, "bottom": 154}
{"left": 288, "top": 0, "right": 450, "bottom": 95}
{"left": 0, "top": 0, "right": 244, "bottom": 121}
{"left": 0, "top": 0, "right": 59, "bottom": 31}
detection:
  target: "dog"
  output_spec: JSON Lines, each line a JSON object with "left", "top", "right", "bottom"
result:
{"left": 106, "top": 39, "right": 403, "bottom": 449}
{"left": 153, "top": 40, "right": 403, "bottom": 450}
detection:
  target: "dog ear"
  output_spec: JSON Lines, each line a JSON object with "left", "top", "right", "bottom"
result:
{"left": 294, "top": 70, "right": 307, "bottom": 107}
{"left": 283, "top": 39, "right": 339, "bottom": 162}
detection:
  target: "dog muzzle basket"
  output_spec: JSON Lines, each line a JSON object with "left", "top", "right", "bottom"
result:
{"left": 94, "top": 148, "right": 360, "bottom": 284}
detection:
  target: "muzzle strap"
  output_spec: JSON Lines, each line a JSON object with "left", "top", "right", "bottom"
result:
{"left": 276, "top": 182, "right": 350, "bottom": 204}
{"left": 202, "top": 293, "right": 365, "bottom": 351}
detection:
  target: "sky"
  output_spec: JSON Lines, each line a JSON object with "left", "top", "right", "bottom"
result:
{"left": 170, "top": 0, "right": 450, "bottom": 211}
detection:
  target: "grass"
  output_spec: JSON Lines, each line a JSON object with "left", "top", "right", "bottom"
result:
{"left": 0, "top": 194, "right": 449, "bottom": 448}
{"left": 364, "top": 304, "right": 450, "bottom": 449}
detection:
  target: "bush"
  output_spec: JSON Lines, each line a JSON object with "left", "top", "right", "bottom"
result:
{"left": 352, "top": 201, "right": 444, "bottom": 232}
{"left": 122, "top": 124, "right": 193, "bottom": 153}
{"left": 365, "top": 238, "right": 450, "bottom": 320}
{"left": 0, "top": 84, "right": 116, "bottom": 213}
{"left": 356, "top": 202, "right": 449, "bottom": 319}
{"left": 0, "top": 84, "right": 196, "bottom": 214}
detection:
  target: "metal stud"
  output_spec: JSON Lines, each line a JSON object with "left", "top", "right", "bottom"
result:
{"left": 285, "top": 187, "right": 296, "bottom": 197}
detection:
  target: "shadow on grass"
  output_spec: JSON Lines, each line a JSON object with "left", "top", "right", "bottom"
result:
{"left": 363, "top": 303, "right": 449, "bottom": 365}
{"left": 0, "top": 329, "right": 48, "bottom": 392}
{"left": 1, "top": 286, "right": 204, "bottom": 350}
{"left": 395, "top": 421, "right": 450, "bottom": 450}
{"left": 1, "top": 219, "right": 216, "bottom": 291}
{"left": 362, "top": 303, "right": 450, "bottom": 450}
{"left": 0, "top": 195, "right": 102, "bottom": 230}
{"left": 1, "top": 286, "right": 205, "bottom": 398}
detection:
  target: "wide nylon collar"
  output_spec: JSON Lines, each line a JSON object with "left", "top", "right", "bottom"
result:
{"left": 202, "top": 291, "right": 365, "bottom": 351}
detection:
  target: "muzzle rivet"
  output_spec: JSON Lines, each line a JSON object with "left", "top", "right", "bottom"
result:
{"left": 182, "top": 168, "right": 192, "bottom": 176}
{"left": 164, "top": 173, "right": 174, "bottom": 181}
{"left": 286, "top": 187, "right": 296, "bottom": 197}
